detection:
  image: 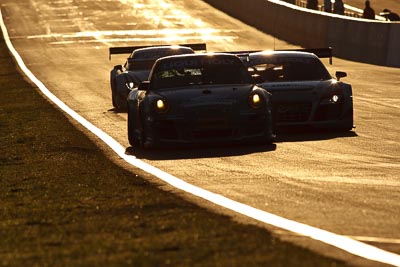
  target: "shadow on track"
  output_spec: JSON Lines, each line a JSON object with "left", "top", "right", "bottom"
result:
{"left": 275, "top": 128, "right": 358, "bottom": 142}
{"left": 126, "top": 142, "right": 277, "bottom": 160}
{"left": 125, "top": 129, "right": 357, "bottom": 160}
{"left": 107, "top": 108, "right": 127, "bottom": 113}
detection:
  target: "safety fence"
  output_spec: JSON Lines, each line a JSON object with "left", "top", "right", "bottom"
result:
{"left": 203, "top": 0, "right": 400, "bottom": 67}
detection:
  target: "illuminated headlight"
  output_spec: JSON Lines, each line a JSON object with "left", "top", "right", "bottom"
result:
{"left": 249, "top": 93, "right": 264, "bottom": 109}
{"left": 126, "top": 82, "right": 135, "bottom": 90}
{"left": 321, "top": 93, "right": 342, "bottom": 105}
{"left": 331, "top": 94, "right": 340, "bottom": 103}
{"left": 154, "top": 99, "right": 169, "bottom": 113}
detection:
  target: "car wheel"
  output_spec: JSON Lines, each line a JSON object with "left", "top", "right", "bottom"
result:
{"left": 261, "top": 132, "right": 275, "bottom": 146}
{"left": 337, "top": 124, "right": 354, "bottom": 132}
{"left": 336, "top": 116, "right": 354, "bottom": 132}
{"left": 127, "top": 106, "right": 141, "bottom": 147}
{"left": 111, "top": 82, "right": 118, "bottom": 108}
{"left": 117, "top": 95, "right": 127, "bottom": 111}
{"left": 140, "top": 117, "right": 154, "bottom": 149}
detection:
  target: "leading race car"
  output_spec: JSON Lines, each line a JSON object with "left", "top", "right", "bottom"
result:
{"left": 127, "top": 53, "right": 275, "bottom": 148}
{"left": 109, "top": 43, "right": 206, "bottom": 110}
{"left": 243, "top": 49, "right": 354, "bottom": 132}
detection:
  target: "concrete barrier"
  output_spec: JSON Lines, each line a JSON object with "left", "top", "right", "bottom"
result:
{"left": 203, "top": 0, "right": 400, "bottom": 67}
{"left": 387, "top": 23, "right": 400, "bottom": 67}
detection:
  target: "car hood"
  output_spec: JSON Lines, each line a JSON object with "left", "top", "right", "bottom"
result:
{"left": 258, "top": 80, "right": 335, "bottom": 102}
{"left": 158, "top": 84, "right": 252, "bottom": 100}
{"left": 153, "top": 84, "right": 254, "bottom": 112}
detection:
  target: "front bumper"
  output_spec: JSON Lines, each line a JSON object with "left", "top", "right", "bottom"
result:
{"left": 143, "top": 111, "right": 274, "bottom": 147}
{"left": 272, "top": 98, "right": 354, "bottom": 131}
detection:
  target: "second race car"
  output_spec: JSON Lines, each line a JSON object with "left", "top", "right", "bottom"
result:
{"left": 127, "top": 53, "right": 275, "bottom": 148}
{"left": 244, "top": 49, "right": 354, "bottom": 132}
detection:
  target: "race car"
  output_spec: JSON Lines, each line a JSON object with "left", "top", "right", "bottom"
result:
{"left": 243, "top": 49, "right": 354, "bottom": 132}
{"left": 109, "top": 43, "right": 206, "bottom": 110}
{"left": 127, "top": 53, "right": 275, "bottom": 148}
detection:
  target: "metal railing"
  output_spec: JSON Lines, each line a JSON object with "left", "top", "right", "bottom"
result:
{"left": 287, "top": 0, "right": 386, "bottom": 20}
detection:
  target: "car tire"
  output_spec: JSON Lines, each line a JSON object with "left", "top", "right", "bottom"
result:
{"left": 111, "top": 81, "right": 118, "bottom": 108}
{"left": 335, "top": 116, "right": 354, "bottom": 132}
{"left": 337, "top": 124, "right": 354, "bottom": 132}
{"left": 127, "top": 106, "right": 141, "bottom": 147}
{"left": 262, "top": 132, "right": 276, "bottom": 145}
{"left": 116, "top": 95, "right": 127, "bottom": 111}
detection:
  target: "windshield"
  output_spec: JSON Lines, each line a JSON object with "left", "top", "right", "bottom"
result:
{"left": 126, "top": 59, "right": 156, "bottom": 71}
{"left": 151, "top": 56, "right": 251, "bottom": 90}
{"left": 250, "top": 57, "right": 331, "bottom": 82}
{"left": 127, "top": 47, "right": 195, "bottom": 71}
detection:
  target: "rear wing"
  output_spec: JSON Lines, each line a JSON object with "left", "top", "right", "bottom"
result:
{"left": 223, "top": 47, "right": 333, "bottom": 64}
{"left": 109, "top": 43, "right": 207, "bottom": 60}
{"left": 277, "top": 47, "right": 333, "bottom": 64}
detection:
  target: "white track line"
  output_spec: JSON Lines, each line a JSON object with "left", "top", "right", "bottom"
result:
{"left": 1, "top": 9, "right": 399, "bottom": 267}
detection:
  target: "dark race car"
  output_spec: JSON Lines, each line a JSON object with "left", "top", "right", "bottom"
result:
{"left": 244, "top": 49, "right": 354, "bottom": 132}
{"left": 109, "top": 43, "right": 206, "bottom": 110}
{"left": 127, "top": 53, "right": 275, "bottom": 148}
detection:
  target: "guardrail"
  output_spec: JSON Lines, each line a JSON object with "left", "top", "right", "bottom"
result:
{"left": 203, "top": 0, "right": 400, "bottom": 67}
{"left": 292, "top": 0, "right": 386, "bottom": 20}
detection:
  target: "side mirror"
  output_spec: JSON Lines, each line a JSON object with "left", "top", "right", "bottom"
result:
{"left": 138, "top": 81, "right": 150, "bottom": 91}
{"left": 252, "top": 74, "right": 264, "bottom": 84}
{"left": 113, "top": 65, "right": 123, "bottom": 71}
{"left": 335, "top": 71, "right": 347, "bottom": 81}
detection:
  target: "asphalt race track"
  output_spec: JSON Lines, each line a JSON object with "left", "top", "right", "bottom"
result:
{"left": 1, "top": 0, "right": 399, "bottom": 266}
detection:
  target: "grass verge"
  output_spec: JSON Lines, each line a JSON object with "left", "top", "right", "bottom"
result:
{"left": 0, "top": 31, "right": 352, "bottom": 266}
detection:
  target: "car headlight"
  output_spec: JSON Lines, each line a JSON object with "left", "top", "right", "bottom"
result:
{"left": 321, "top": 83, "right": 344, "bottom": 104}
{"left": 126, "top": 82, "right": 135, "bottom": 90}
{"left": 320, "top": 93, "right": 342, "bottom": 105}
{"left": 331, "top": 94, "right": 340, "bottom": 103}
{"left": 154, "top": 99, "right": 169, "bottom": 113}
{"left": 249, "top": 92, "right": 264, "bottom": 109}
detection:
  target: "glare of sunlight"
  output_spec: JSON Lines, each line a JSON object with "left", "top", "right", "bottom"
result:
{"left": 133, "top": 3, "right": 144, "bottom": 9}
{"left": 162, "top": 28, "right": 180, "bottom": 43}
{"left": 29, "top": 28, "right": 239, "bottom": 45}
{"left": 260, "top": 50, "right": 275, "bottom": 55}
{"left": 194, "top": 19, "right": 205, "bottom": 27}
{"left": 158, "top": 0, "right": 171, "bottom": 9}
